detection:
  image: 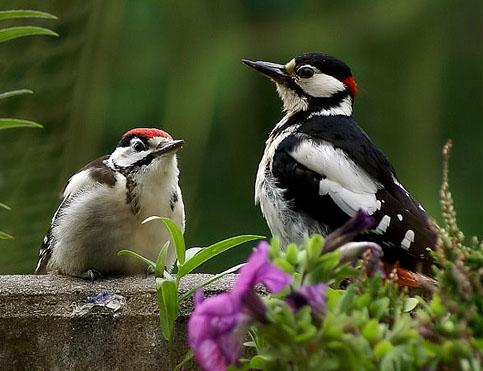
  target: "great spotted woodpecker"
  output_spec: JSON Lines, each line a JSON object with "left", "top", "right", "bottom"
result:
{"left": 242, "top": 53, "right": 437, "bottom": 283}
{"left": 35, "top": 128, "right": 185, "bottom": 279}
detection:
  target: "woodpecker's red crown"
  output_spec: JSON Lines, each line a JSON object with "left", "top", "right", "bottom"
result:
{"left": 123, "top": 128, "right": 172, "bottom": 140}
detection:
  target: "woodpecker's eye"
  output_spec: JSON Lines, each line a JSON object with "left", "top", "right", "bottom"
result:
{"left": 131, "top": 140, "right": 146, "bottom": 152}
{"left": 297, "top": 66, "right": 315, "bottom": 79}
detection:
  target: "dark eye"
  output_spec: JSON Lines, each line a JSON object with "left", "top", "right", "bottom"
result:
{"left": 131, "top": 140, "right": 146, "bottom": 152}
{"left": 297, "top": 66, "right": 315, "bottom": 78}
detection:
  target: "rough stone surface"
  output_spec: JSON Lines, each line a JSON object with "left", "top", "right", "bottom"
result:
{"left": 0, "top": 274, "right": 236, "bottom": 371}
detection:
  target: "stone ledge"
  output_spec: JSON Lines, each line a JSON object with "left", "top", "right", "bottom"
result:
{"left": 0, "top": 274, "right": 236, "bottom": 371}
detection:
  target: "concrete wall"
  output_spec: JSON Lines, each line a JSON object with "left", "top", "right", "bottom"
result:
{"left": 0, "top": 274, "right": 236, "bottom": 371}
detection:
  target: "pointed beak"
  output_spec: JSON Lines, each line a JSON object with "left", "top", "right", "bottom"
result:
{"left": 241, "top": 59, "right": 290, "bottom": 84}
{"left": 154, "top": 139, "right": 184, "bottom": 156}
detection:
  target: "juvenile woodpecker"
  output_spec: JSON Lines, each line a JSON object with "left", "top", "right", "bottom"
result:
{"left": 242, "top": 53, "right": 437, "bottom": 281}
{"left": 35, "top": 128, "right": 185, "bottom": 279}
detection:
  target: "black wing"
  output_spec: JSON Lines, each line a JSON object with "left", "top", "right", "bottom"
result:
{"left": 272, "top": 114, "right": 436, "bottom": 272}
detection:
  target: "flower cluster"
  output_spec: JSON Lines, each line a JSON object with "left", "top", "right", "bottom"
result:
{"left": 188, "top": 242, "right": 291, "bottom": 371}
{"left": 188, "top": 211, "right": 385, "bottom": 371}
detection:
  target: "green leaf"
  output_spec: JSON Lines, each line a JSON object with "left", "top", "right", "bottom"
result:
{"left": 177, "top": 235, "right": 263, "bottom": 278}
{"left": 0, "top": 231, "right": 14, "bottom": 239}
{"left": 0, "top": 89, "right": 33, "bottom": 100}
{"left": 430, "top": 294, "right": 445, "bottom": 316}
{"left": 178, "top": 263, "right": 244, "bottom": 303}
{"left": 155, "top": 277, "right": 178, "bottom": 342}
{"left": 374, "top": 340, "right": 394, "bottom": 359}
{"left": 0, "top": 202, "right": 11, "bottom": 211}
{"left": 155, "top": 241, "right": 169, "bottom": 278}
{"left": 117, "top": 249, "right": 156, "bottom": 270}
{"left": 362, "top": 319, "right": 380, "bottom": 343}
{"left": 143, "top": 216, "right": 185, "bottom": 265}
{"left": 249, "top": 355, "right": 269, "bottom": 369}
{"left": 403, "top": 297, "right": 419, "bottom": 313}
{"left": 173, "top": 350, "right": 193, "bottom": 371}
{"left": 0, "top": 10, "right": 57, "bottom": 21}
{"left": 285, "top": 243, "right": 298, "bottom": 265}
{"left": 0, "top": 26, "right": 58, "bottom": 43}
{"left": 326, "top": 287, "right": 343, "bottom": 311}
{"left": 0, "top": 119, "right": 42, "bottom": 129}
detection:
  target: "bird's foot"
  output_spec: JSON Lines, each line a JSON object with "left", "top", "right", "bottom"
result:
{"left": 145, "top": 265, "right": 155, "bottom": 278}
{"left": 81, "top": 269, "right": 102, "bottom": 282}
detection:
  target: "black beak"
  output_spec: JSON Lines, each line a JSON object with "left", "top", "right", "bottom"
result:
{"left": 241, "top": 59, "right": 290, "bottom": 84}
{"left": 154, "top": 139, "right": 184, "bottom": 156}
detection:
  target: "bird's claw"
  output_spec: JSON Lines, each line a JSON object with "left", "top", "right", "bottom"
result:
{"left": 81, "top": 269, "right": 102, "bottom": 282}
{"left": 145, "top": 265, "right": 155, "bottom": 277}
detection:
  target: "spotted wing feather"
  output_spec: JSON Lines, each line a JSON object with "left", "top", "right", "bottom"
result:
{"left": 272, "top": 115, "right": 437, "bottom": 272}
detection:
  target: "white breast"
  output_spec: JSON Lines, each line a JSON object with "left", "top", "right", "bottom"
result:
{"left": 255, "top": 115, "right": 326, "bottom": 245}
{"left": 49, "top": 163, "right": 185, "bottom": 276}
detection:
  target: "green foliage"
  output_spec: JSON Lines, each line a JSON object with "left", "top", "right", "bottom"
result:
{"left": 0, "top": 119, "right": 43, "bottom": 130}
{"left": 0, "top": 9, "right": 57, "bottom": 240}
{"left": 118, "top": 216, "right": 263, "bottom": 346}
{"left": 0, "top": 10, "right": 57, "bottom": 21}
{"left": 233, "top": 142, "right": 482, "bottom": 371}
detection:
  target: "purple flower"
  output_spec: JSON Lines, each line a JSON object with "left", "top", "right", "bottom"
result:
{"left": 324, "top": 210, "right": 375, "bottom": 252}
{"left": 338, "top": 241, "right": 385, "bottom": 278}
{"left": 188, "top": 242, "right": 291, "bottom": 371}
{"left": 233, "top": 242, "right": 291, "bottom": 295}
{"left": 286, "top": 283, "right": 327, "bottom": 318}
{"left": 188, "top": 292, "right": 246, "bottom": 371}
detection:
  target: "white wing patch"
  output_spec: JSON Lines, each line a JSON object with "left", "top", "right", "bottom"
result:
{"left": 374, "top": 215, "right": 391, "bottom": 234}
{"left": 401, "top": 230, "right": 415, "bottom": 250}
{"left": 290, "top": 140, "right": 381, "bottom": 217}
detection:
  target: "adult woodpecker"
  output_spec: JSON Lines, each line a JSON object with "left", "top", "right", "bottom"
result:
{"left": 242, "top": 53, "right": 437, "bottom": 284}
{"left": 35, "top": 128, "right": 185, "bottom": 279}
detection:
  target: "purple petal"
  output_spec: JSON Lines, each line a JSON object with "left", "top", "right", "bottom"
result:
{"left": 338, "top": 242, "right": 382, "bottom": 262}
{"left": 286, "top": 284, "right": 327, "bottom": 318}
{"left": 195, "top": 339, "right": 230, "bottom": 371}
{"left": 234, "top": 242, "right": 291, "bottom": 294}
{"left": 240, "top": 290, "right": 268, "bottom": 324}
{"left": 324, "top": 210, "right": 375, "bottom": 252}
{"left": 188, "top": 241, "right": 292, "bottom": 371}
{"left": 285, "top": 291, "right": 309, "bottom": 312}
{"left": 194, "top": 289, "right": 204, "bottom": 306}
{"left": 188, "top": 293, "right": 241, "bottom": 347}
{"left": 338, "top": 241, "right": 385, "bottom": 278}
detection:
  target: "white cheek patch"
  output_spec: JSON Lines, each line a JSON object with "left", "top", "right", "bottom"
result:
{"left": 296, "top": 73, "right": 346, "bottom": 98}
{"left": 110, "top": 147, "right": 150, "bottom": 168}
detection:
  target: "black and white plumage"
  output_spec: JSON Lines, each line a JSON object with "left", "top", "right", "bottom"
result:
{"left": 243, "top": 53, "right": 437, "bottom": 275}
{"left": 35, "top": 128, "right": 185, "bottom": 278}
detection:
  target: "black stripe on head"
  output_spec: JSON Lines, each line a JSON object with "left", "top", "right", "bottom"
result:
{"left": 283, "top": 73, "right": 351, "bottom": 111}
{"left": 295, "top": 52, "right": 352, "bottom": 81}
{"left": 117, "top": 134, "right": 150, "bottom": 148}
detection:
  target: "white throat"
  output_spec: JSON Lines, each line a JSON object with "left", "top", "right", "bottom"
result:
{"left": 276, "top": 83, "right": 353, "bottom": 116}
{"left": 276, "top": 83, "right": 308, "bottom": 113}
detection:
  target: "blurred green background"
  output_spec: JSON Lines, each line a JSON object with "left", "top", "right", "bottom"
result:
{"left": 0, "top": 0, "right": 481, "bottom": 274}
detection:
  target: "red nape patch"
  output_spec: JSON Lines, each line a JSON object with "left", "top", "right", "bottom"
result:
{"left": 343, "top": 76, "right": 357, "bottom": 97}
{"left": 123, "top": 128, "right": 172, "bottom": 140}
